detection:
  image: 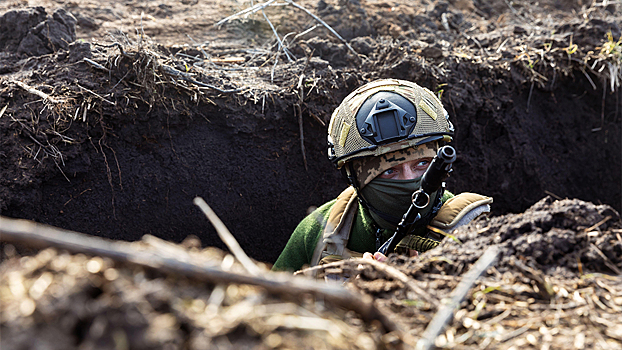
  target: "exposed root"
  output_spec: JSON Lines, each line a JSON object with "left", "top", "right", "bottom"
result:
{"left": 98, "top": 131, "right": 117, "bottom": 219}
{"left": 9, "top": 80, "right": 66, "bottom": 104}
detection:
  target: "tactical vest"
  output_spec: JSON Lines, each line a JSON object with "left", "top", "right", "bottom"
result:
{"left": 310, "top": 187, "right": 493, "bottom": 266}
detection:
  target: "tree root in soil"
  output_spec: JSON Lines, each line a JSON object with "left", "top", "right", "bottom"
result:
{"left": 9, "top": 80, "right": 66, "bottom": 104}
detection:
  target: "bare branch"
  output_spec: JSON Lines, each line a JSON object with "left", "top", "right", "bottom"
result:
{"left": 285, "top": 0, "right": 358, "bottom": 57}
{"left": 0, "top": 215, "right": 399, "bottom": 333}
{"left": 416, "top": 246, "right": 500, "bottom": 350}
{"left": 261, "top": 8, "right": 294, "bottom": 62}
{"left": 215, "top": 0, "right": 358, "bottom": 63}
{"left": 193, "top": 197, "right": 262, "bottom": 276}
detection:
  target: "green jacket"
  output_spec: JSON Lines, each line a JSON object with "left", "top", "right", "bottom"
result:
{"left": 272, "top": 191, "right": 454, "bottom": 272}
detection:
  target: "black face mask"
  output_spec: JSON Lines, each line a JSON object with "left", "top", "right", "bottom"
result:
{"left": 361, "top": 177, "right": 435, "bottom": 231}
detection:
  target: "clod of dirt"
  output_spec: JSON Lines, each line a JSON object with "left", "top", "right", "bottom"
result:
{"left": 0, "top": 7, "right": 77, "bottom": 56}
{"left": 0, "top": 7, "right": 46, "bottom": 52}
{"left": 401, "top": 197, "right": 622, "bottom": 278}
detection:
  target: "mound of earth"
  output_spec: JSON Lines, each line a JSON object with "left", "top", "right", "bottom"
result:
{"left": 412, "top": 196, "right": 622, "bottom": 277}
{"left": 1, "top": 196, "right": 621, "bottom": 349}
{"left": 0, "top": 0, "right": 620, "bottom": 266}
{"left": 0, "top": 7, "right": 77, "bottom": 56}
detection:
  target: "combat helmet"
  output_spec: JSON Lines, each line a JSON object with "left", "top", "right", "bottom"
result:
{"left": 327, "top": 79, "right": 454, "bottom": 188}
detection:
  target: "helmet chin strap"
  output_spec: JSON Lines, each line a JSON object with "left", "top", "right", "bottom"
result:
{"left": 342, "top": 162, "right": 360, "bottom": 190}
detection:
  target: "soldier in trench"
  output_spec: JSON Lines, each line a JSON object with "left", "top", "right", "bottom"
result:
{"left": 272, "top": 79, "right": 493, "bottom": 272}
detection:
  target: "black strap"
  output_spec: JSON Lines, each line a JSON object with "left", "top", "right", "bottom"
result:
{"left": 375, "top": 228, "right": 383, "bottom": 251}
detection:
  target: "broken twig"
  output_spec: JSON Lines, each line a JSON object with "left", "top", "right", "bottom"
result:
{"left": 83, "top": 57, "right": 110, "bottom": 72}
{"left": 284, "top": 0, "right": 358, "bottom": 57}
{"left": 416, "top": 246, "right": 500, "bottom": 350}
{"left": 194, "top": 197, "right": 262, "bottom": 276}
{"left": 0, "top": 215, "right": 398, "bottom": 333}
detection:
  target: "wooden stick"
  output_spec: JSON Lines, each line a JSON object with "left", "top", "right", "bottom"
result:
{"left": 0, "top": 215, "right": 399, "bottom": 333}
{"left": 193, "top": 197, "right": 262, "bottom": 276}
{"left": 416, "top": 246, "right": 500, "bottom": 350}
{"left": 353, "top": 258, "right": 439, "bottom": 307}
{"left": 214, "top": 0, "right": 279, "bottom": 28}
{"left": 285, "top": 0, "right": 359, "bottom": 58}
{"left": 296, "top": 258, "right": 439, "bottom": 307}
{"left": 583, "top": 215, "right": 612, "bottom": 233}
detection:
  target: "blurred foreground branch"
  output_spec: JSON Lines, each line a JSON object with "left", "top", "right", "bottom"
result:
{"left": 0, "top": 215, "right": 398, "bottom": 333}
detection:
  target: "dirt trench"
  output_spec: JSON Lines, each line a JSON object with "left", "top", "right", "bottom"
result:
{"left": 0, "top": 0, "right": 621, "bottom": 264}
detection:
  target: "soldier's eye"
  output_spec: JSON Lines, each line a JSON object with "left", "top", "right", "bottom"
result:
{"left": 414, "top": 160, "right": 430, "bottom": 169}
{"left": 382, "top": 168, "right": 396, "bottom": 176}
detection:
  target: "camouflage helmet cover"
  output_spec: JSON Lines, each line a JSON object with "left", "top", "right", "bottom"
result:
{"left": 327, "top": 79, "right": 454, "bottom": 168}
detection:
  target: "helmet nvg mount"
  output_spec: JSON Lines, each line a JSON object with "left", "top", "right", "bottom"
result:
{"left": 327, "top": 79, "right": 454, "bottom": 168}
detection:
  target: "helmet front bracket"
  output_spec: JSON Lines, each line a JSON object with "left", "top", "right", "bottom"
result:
{"left": 358, "top": 98, "right": 417, "bottom": 145}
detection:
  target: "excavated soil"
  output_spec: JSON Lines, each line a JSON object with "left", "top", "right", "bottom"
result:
{"left": 0, "top": 1, "right": 621, "bottom": 347}
{"left": 1, "top": 196, "right": 621, "bottom": 349}
{"left": 0, "top": 0, "right": 620, "bottom": 264}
